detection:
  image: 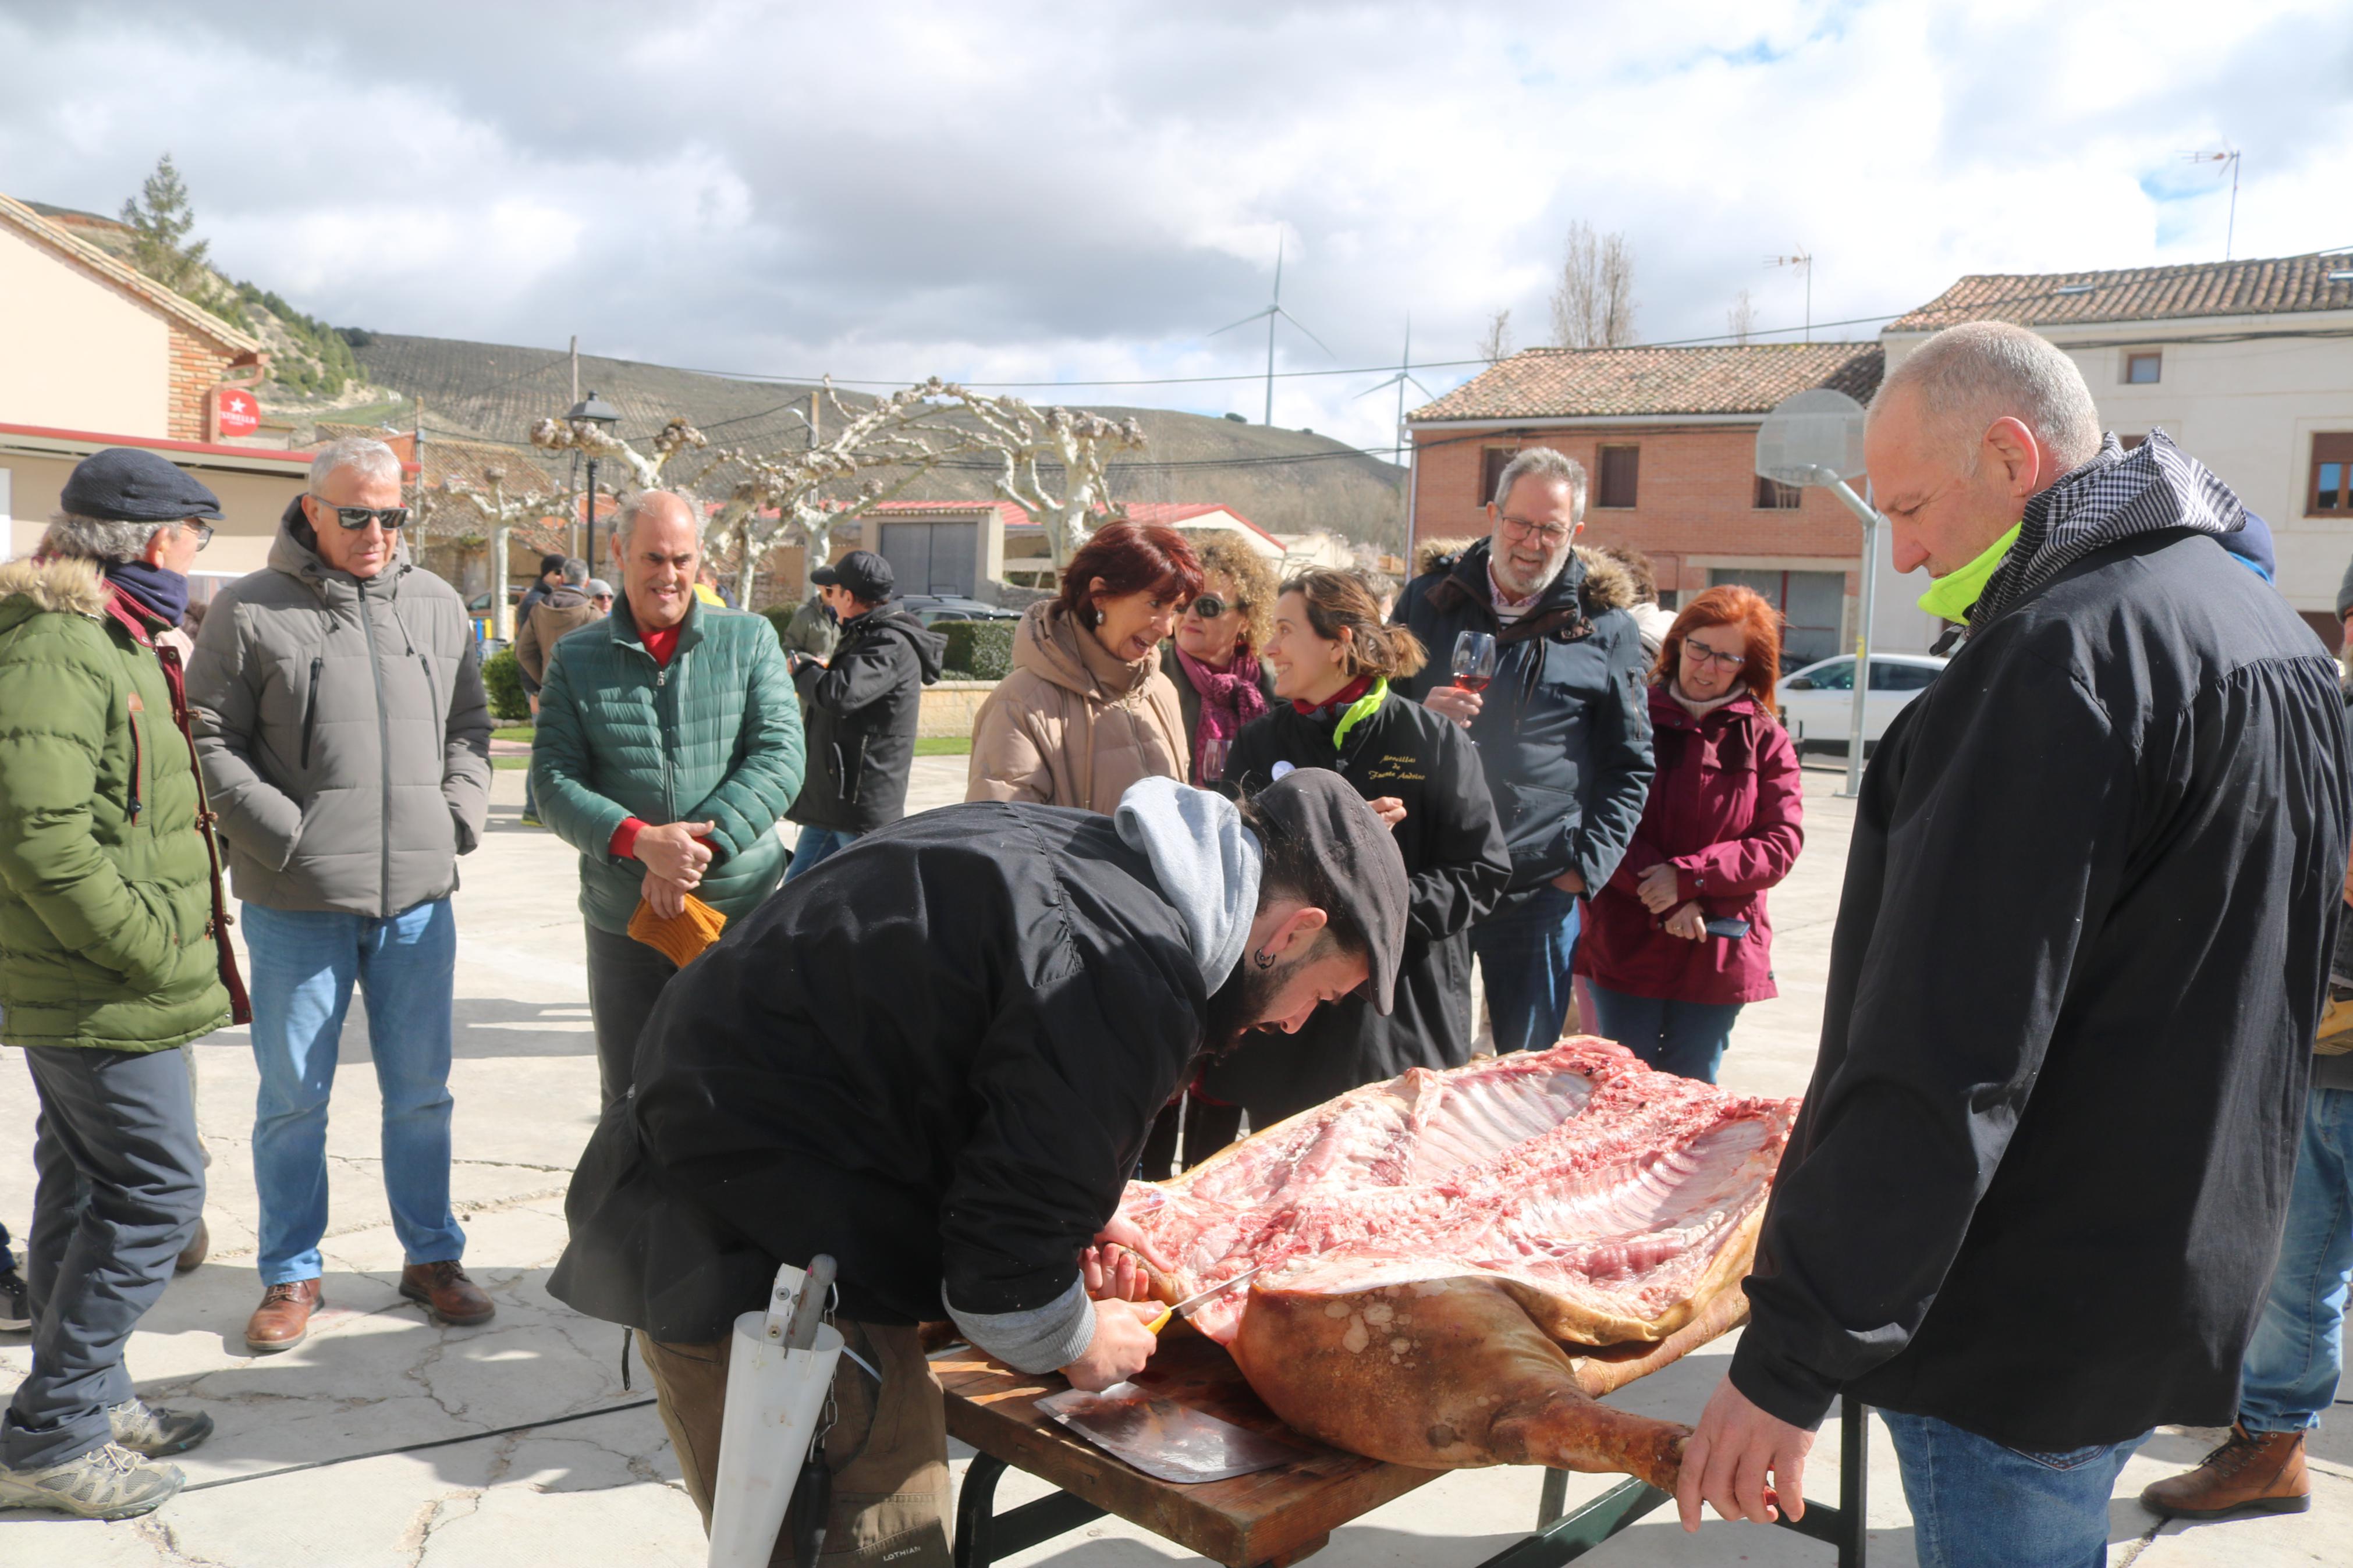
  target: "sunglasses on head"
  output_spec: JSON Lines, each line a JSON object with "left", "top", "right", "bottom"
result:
{"left": 317, "top": 503, "right": 409, "bottom": 532}
{"left": 1185, "top": 593, "right": 1234, "bottom": 619}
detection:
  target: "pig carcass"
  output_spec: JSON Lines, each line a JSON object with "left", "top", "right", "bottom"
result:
{"left": 1119, "top": 1039, "right": 1799, "bottom": 1491}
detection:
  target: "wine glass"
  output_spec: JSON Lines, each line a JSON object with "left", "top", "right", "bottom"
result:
{"left": 1198, "top": 738, "right": 1231, "bottom": 785}
{"left": 1450, "top": 632, "right": 1499, "bottom": 747}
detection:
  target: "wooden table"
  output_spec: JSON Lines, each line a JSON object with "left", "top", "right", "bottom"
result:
{"left": 938, "top": 1328, "right": 1871, "bottom": 1568}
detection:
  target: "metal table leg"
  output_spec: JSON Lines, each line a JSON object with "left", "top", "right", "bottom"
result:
{"left": 1771, "top": 1396, "right": 1869, "bottom": 1566}
{"left": 952, "top": 1453, "right": 1110, "bottom": 1568}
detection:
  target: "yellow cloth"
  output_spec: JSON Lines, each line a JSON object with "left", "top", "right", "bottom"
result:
{"left": 1916, "top": 524, "right": 2022, "bottom": 623}
{"left": 628, "top": 893, "right": 728, "bottom": 969}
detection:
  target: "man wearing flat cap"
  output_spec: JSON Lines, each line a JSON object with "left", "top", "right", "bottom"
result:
{"left": 551, "top": 770, "right": 1408, "bottom": 1567}
{"left": 0, "top": 449, "right": 246, "bottom": 1519}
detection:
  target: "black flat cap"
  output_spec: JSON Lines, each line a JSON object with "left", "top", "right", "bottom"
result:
{"left": 1251, "top": 769, "right": 1410, "bottom": 1014}
{"left": 811, "top": 549, "right": 895, "bottom": 601}
{"left": 61, "top": 447, "right": 222, "bottom": 523}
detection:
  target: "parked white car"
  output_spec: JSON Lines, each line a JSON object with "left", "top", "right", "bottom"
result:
{"left": 1777, "top": 653, "right": 1949, "bottom": 752}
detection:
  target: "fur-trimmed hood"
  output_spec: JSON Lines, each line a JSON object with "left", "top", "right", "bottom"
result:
{"left": 0, "top": 555, "right": 109, "bottom": 618}
{"left": 1408, "top": 538, "right": 1637, "bottom": 614}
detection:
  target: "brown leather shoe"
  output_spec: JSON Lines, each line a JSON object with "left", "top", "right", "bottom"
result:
{"left": 2139, "top": 1424, "right": 2311, "bottom": 1519}
{"left": 175, "top": 1217, "right": 209, "bottom": 1274}
{"left": 399, "top": 1261, "right": 495, "bottom": 1326}
{"left": 243, "top": 1278, "right": 323, "bottom": 1354}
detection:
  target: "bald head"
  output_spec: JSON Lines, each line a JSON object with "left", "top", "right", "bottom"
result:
{"left": 1865, "top": 322, "right": 2107, "bottom": 579}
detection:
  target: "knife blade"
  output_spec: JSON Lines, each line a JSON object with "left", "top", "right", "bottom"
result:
{"left": 1146, "top": 1263, "right": 1266, "bottom": 1334}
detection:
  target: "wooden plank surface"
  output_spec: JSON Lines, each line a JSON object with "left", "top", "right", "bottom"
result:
{"left": 939, "top": 1324, "right": 1443, "bottom": 1567}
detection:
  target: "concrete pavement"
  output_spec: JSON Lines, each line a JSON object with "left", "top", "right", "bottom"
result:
{"left": 0, "top": 759, "right": 2344, "bottom": 1565}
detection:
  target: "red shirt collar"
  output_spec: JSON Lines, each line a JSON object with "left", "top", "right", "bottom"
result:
{"left": 1290, "top": 672, "right": 1375, "bottom": 719}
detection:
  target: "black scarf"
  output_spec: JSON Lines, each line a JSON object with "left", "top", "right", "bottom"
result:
{"left": 104, "top": 560, "right": 189, "bottom": 627}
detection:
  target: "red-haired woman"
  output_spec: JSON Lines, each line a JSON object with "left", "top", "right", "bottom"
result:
{"left": 967, "top": 521, "right": 1204, "bottom": 812}
{"left": 1573, "top": 585, "right": 1803, "bottom": 1082}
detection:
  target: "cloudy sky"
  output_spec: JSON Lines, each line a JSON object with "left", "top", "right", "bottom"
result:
{"left": 3, "top": 1, "right": 2347, "bottom": 451}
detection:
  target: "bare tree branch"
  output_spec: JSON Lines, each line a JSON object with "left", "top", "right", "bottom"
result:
{"left": 1548, "top": 221, "right": 1638, "bottom": 349}
{"left": 1478, "top": 307, "right": 1516, "bottom": 366}
{"left": 1727, "top": 289, "right": 1758, "bottom": 346}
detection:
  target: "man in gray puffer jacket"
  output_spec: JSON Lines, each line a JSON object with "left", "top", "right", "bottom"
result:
{"left": 187, "top": 437, "right": 495, "bottom": 1355}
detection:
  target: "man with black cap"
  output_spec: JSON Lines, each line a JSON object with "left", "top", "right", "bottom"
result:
{"left": 549, "top": 769, "right": 1408, "bottom": 1566}
{"left": 0, "top": 449, "right": 246, "bottom": 1519}
{"left": 783, "top": 549, "right": 947, "bottom": 880}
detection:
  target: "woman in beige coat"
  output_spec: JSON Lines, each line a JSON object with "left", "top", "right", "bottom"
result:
{"left": 967, "top": 521, "right": 1203, "bottom": 812}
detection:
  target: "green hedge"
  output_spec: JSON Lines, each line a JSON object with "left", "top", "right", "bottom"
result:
{"left": 938, "top": 621, "right": 1015, "bottom": 682}
{"left": 481, "top": 646, "right": 531, "bottom": 723}
{"left": 761, "top": 606, "right": 797, "bottom": 643}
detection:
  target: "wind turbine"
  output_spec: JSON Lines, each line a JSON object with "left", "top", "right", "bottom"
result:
{"left": 1211, "top": 236, "right": 1333, "bottom": 425}
{"left": 1355, "top": 318, "right": 1436, "bottom": 463}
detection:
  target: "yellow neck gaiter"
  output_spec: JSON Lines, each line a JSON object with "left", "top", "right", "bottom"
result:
{"left": 1917, "top": 524, "right": 2022, "bottom": 623}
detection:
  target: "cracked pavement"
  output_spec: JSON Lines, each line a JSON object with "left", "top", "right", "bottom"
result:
{"left": 2, "top": 763, "right": 2345, "bottom": 1565}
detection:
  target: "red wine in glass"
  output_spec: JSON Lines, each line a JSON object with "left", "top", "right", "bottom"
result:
{"left": 1450, "top": 632, "right": 1498, "bottom": 744}
{"left": 1454, "top": 672, "right": 1493, "bottom": 695}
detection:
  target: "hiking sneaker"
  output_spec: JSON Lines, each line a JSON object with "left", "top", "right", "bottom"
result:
{"left": 0, "top": 1442, "right": 184, "bottom": 1520}
{"left": 0, "top": 1267, "right": 27, "bottom": 1332}
{"left": 108, "top": 1399, "right": 214, "bottom": 1459}
{"left": 2139, "top": 1424, "right": 2311, "bottom": 1519}
{"left": 518, "top": 812, "right": 543, "bottom": 827}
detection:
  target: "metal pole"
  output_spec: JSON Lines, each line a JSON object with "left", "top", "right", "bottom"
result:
{"left": 1815, "top": 468, "right": 1884, "bottom": 798}
{"left": 585, "top": 456, "right": 600, "bottom": 570}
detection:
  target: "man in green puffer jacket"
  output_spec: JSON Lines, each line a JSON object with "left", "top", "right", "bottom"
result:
{"left": 0, "top": 449, "right": 241, "bottom": 1521}
{"left": 532, "top": 490, "right": 803, "bottom": 1111}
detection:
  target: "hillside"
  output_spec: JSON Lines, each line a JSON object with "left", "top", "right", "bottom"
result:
{"left": 347, "top": 335, "right": 1408, "bottom": 548}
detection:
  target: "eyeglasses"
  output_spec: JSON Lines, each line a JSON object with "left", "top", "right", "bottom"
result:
{"left": 179, "top": 521, "right": 215, "bottom": 551}
{"left": 319, "top": 504, "right": 410, "bottom": 532}
{"left": 1682, "top": 639, "right": 1745, "bottom": 671}
{"left": 1185, "top": 594, "right": 1234, "bottom": 619}
{"left": 1499, "top": 516, "right": 1573, "bottom": 546}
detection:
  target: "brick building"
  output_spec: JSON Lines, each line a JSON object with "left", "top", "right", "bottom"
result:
{"left": 1406, "top": 343, "right": 1883, "bottom": 665}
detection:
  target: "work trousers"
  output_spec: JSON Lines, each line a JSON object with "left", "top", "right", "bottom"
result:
{"left": 3, "top": 1046, "right": 204, "bottom": 1471}
{"left": 638, "top": 1319, "right": 952, "bottom": 1568}
{"left": 2240, "top": 1083, "right": 2353, "bottom": 1432}
{"left": 584, "top": 923, "right": 678, "bottom": 1112}
{"left": 1467, "top": 886, "right": 1582, "bottom": 1054}
{"left": 244, "top": 897, "right": 466, "bottom": 1285}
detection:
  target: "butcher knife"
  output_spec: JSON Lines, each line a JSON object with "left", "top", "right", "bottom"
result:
{"left": 1037, "top": 1381, "right": 1312, "bottom": 1484}
{"left": 1145, "top": 1263, "right": 1267, "bottom": 1334}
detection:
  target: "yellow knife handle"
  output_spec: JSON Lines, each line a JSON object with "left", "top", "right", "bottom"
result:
{"left": 1147, "top": 1308, "right": 1173, "bottom": 1334}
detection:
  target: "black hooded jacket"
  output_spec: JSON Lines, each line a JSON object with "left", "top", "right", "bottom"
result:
{"left": 788, "top": 605, "right": 947, "bottom": 834}
{"left": 1393, "top": 542, "right": 1652, "bottom": 908}
{"left": 1205, "top": 685, "right": 1509, "bottom": 1122}
{"left": 1730, "top": 435, "right": 2353, "bottom": 1450}
{"left": 547, "top": 802, "right": 1205, "bottom": 1339}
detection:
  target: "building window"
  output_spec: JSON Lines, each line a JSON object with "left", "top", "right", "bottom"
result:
{"left": 1754, "top": 475, "right": 1804, "bottom": 509}
{"left": 2124, "top": 351, "right": 2162, "bottom": 385}
{"left": 1596, "top": 445, "right": 1639, "bottom": 509}
{"left": 1479, "top": 446, "right": 1518, "bottom": 508}
{"left": 2313, "top": 433, "right": 2353, "bottom": 516}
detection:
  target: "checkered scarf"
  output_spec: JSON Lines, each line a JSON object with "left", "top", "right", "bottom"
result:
{"left": 1968, "top": 429, "right": 2244, "bottom": 635}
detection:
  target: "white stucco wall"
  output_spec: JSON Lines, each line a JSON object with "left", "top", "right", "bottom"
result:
{"left": 0, "top": 223, "right": 172, "bottom": 439}
{"left": 1884, "top": 313, "right": 2353, "bottom": 617}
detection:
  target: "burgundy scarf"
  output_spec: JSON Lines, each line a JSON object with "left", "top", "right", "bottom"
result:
{"left": 1176, "top": 646, "right": 1270, "bottom": 778}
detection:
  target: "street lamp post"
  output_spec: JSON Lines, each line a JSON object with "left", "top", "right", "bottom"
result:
{"left": 566, "top": 389, "right": 622, "bottom": 566}
{"left": 1754, "top": 389, "right": 1886, "bottom": 798}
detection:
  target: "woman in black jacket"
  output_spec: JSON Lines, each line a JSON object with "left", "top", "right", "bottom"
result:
{"left": 1200, "top": 570, "right": 1511, "bottom": 1133}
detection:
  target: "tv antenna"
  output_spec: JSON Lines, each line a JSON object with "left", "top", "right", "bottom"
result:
{"left": 2184, "top": 147, "right": 2242, "bottom": 260}
{"left": 1766, "top": 248, "right": 1814, "bottom": 342}
{"left": 1211, "top": 234, "right": 1333, "bottom": 426}
{"left": 1354, "top": 318, "right": 1435, "bottom": 464}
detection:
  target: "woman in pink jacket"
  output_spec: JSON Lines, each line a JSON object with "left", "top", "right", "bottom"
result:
{"left": 1575, "top": 585, "right": 1803, "bottom": 1082}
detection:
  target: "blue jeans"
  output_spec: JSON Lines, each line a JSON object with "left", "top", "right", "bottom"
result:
{"left": 784, "top": 824, "right": 860, "bottom": 883}
{"left": 244, "top": 898, "right": 466, "bottom": 1285}
{"left": 2241, "top": 1083, "right": 2353, "bottom": 1432}
{"left": 1467, "top": 886, "right": 1581, "bottom": 1054}
{"left": 1586, "top": 984, "right": 1742, "bottom": 1082}
{"left": 1882, "top": 1410, "right": 2148, "bottom": 1568}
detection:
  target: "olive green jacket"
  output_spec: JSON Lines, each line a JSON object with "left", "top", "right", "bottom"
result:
{"left": 0, "top": 557, "right": 231, "bottom": 1050}
{"left": 532, "top": 594, "right": 804, "bottom": 934}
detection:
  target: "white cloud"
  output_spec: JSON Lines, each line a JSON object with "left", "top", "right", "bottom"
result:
{"left": 0, "top": 0, "right": 2345, "bottom": 453}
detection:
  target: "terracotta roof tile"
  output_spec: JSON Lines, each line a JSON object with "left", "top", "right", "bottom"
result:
{"left": 1887, "top": 253, "right": 2353, "bottom": 333}
{"left": 1410, "top": 343, "right": 1884, "bottom": 422}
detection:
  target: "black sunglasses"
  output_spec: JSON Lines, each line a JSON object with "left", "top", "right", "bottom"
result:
{"left": 320, "top": 504, "right": 410, "bottom": 532}
{"left": 1185, "top": 593, "right": 1235, "bottom": 619}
